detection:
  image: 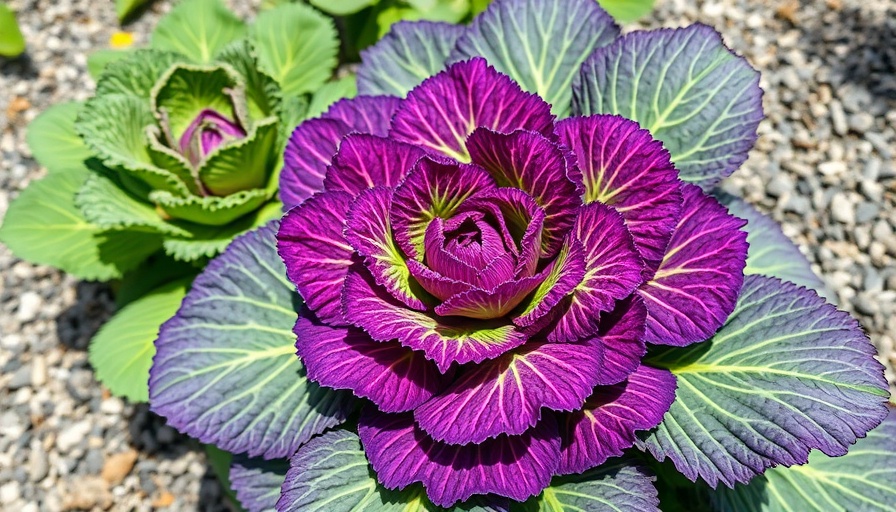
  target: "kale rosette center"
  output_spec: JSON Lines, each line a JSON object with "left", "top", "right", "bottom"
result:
{"left": 276, "top": 58, "right": 749, "bottom": 507}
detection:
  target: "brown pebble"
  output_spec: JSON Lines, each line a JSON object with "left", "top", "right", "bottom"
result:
{"left": 101, "top": 449, "right": 138, "bottom": 485}
{"left": 152, "top": 491, "right": 176, "bottom": 508}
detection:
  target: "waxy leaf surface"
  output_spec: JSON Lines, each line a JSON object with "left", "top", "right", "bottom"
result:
{"left": 641, "top": 275, "right": 890, "bottom": 487}
{"left": 150, "top": 223, "right": 353, "bottom": 459}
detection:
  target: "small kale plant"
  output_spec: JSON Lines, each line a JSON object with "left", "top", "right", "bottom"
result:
{"left": 149, "top": 0, "right": 895, "bottom": 510}
{"left": 0, "top": 0, "right": 346, "bottom": 401}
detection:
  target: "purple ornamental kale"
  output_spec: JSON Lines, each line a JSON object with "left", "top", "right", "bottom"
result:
{"left": 276, "top": 58, "right": 748, "bottom": 507}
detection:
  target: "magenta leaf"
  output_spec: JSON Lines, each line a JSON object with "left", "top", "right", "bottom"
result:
{"left": 345, "top": 187, "right": 427, "bottom": 310}
{"left": 358, "top": 409, "right": 560, "bottom": 507}
{"left": 467, "top": 128, "right": 580, "bottom": 256}
{"left": 390, "top": 157, "right": 496, "bottom": 259}
{"left": 295, "top": 315, "right": 453, "bottom": 413}
{"left": 558, "top": 364, "right": 676, "bottom": 475}
{"left": 593, "top": 296, "right": 648, "bottom": 386}
{"left": 277, "top": 191, "right": 353, "bottom": 325}
{"left": 324, "top": 134, "right": 425, "bottom": 194}
{"left": 639, "top": 185, "right": 748, "bottom": 346}
{"left": 342, "top": 267, "right": 529, "bottom": 373}
{"left": 545, "top": 202, "right": 644, "bottom": 342}
{"left": 415, "top": 342, "right": 603, "bottom": 444}
{"left": 280, "top": 96, "right": 401, "bottom": 209}
{"left": 556, "top": 115, "right": 682, "bottom": 269}
{"left": 390, "top": 58, "right": 555, "bottom": 162}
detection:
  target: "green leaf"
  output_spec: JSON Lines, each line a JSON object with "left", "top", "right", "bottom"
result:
{"left": 516, "top": 460, "right": 661, "bottom": 512}
{"left": 308, "top": 0, "right": 377, "bottom": 16}
{"left": 198, "top": 116, "right": 279, "bottom": 196}
{"left": 450, "top": 0, "right": 620, "bottom": 116}
{"left": 114, "top": 253, "right": 198, "bottom": 307}
{"left": 151, "top": 0, "right": 247, "bottom": 62}
{"left": 26, "top": 102, "right": 92, "bottom": 173}
{"left": 215, "top": 39, "right": 282, "bottom": 120}
{"left": 76, "top": 95, "right": 191, "bottom": 195}
{"left": 710, "top": 409, "right": 896, "bottom": 512}
{"left": 87, "top": 49, "right": 134, "bottom": 80}
{"left": 573, "top": 26, "right": 763, "bottom": 188}
{"left": 0, "top": 4, "right": 25, "bottom": 58}
{"left": 251, "top": 3, "right": 339, "bottom": 96}
{"left": 405, "top": 0, "right": 469, "bottom": 23}
{"left": 470, "top": 0, "right": 490, "bottom": 15}
{"left": 716, "top": 192, "right": 832, "bottom": 301}
{"left": 161, "top": 200, "right": 282, "bottom": 261}
{"left": 151, "top": 64, "right": 240, "bottom": 142}
{"left": 304, "top": 75, "right": 358, "bottom": 120}
{"left": 90, "top": 278, "right": 190, "bottom": 402}
{"left": 95, "top": 49, "right": 183, "bottom": 100}
{"left": 641, "top": 275, "right": 890, "bottom": 488}
{"left": 597, "top": 0, "right": 655, "bottom": 23}
{"left": 0, "top": 169, "right": 160, "bottom": 280}
{"left": 76, "top": 171, "right": 191, "bottom": 237}
{"left": 116, "top": 0, "right": 153, "bottom": 22}
{"left": 150, "top": 187, "right": 272, "bottom": 226}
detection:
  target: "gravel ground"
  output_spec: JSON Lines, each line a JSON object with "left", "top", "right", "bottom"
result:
{"left": 1, "top": 0, "right": 894, "bottom": 510}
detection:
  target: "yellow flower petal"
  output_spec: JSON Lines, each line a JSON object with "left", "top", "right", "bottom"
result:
{"left": 109, "top": 31, "right": 135, "bottom": 49}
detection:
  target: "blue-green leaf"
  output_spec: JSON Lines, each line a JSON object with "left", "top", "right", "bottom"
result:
{"left": 518, "top": 460, "right": 661, "bottom": 512}
{"left": 450, "top": 0, "right": 620, "bottom": 116}
{"left": 710, "top": 409, "right": 896, "bottom": 512}
{"left": 149, "top": 222, "right": 354, "bottom": 459}
{"left": 716, "top": 193, "right": 831, "bottom": 300}
{"left": 574, "top": 25, "right": 763, "bottom": 188}
{"left": 641, "top": 275, "right": 890, "bottom": 488}
{"left": 90, "top": 278, "right": 190, "bottom": 402}
{"left": 357, "top": 20, "right": 464, "bottom": 97}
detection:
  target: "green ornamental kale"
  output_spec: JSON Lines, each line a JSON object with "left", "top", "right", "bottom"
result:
{"left": 0, "top": 0, "right": 343, "bottom": 401}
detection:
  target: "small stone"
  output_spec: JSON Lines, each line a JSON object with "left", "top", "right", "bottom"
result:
{"left": 856, "top": 202, "right": 880, "bottom": 224}
{"left": 0, "top": 482, "right": 21, "bottom": 505}
{"left": 767, "top": 174, "right": 792, "bottom": 197}
{"left": 61, "top": 477, "right": 112, "bottom": 511}
{"left": 28, "top": 447, "right": 49, "bottom": 482}
{"left": 8, "top": 366, "right": 31, "bottom": 391}
{"left": 830, "top": 100, "right": 848, "bottom": 135}
{"left": 16, "top": 292, "right": 42, "bottom": 323}
{"left": 30, "top": 356, "right": 47, "bottom": 387}
{"left": 848, "top": 113, "right": 874, "bottom": 133}
{"left": 152, "top": 491, "right": 175, "bottom": 508}
{"left": 56, "top": 420, "right": 91, "bottom": 453}
{"left": 101, "top": 450, "right": 138, "bottom": 485}
{"left": 829, "top": 194, "right": 855, "bottom": 224}
{"left": 818, "top": 161, "right": 847, "bottom": 176}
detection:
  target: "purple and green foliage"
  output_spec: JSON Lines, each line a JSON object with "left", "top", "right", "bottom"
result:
{"left": 0, "top": 0, "right": 345, "bottom": 402}
{"left": 149, "top": 0, "right": 892, "bottom": 510}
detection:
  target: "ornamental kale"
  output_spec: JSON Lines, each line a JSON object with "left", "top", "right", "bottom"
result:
{"left": 0, "top": 0, "right": 342, "bottom": 401}
{"left": 149, "top": 0, "right": 893, "bottom": 510}
{"left": 277, "top": 57, "right": 747, "bottom": 505}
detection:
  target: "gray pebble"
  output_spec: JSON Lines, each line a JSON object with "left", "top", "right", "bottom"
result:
{"left": 830, "top": 193, "right": 855, "bottom": 224}
{"left": 856, "top": 202, "right": 880, "bottom": 224}
{"left": 848, "top": 112, "right": 875, "bottom": 133}
{"left": 7, "top": 366, "right": 31, "bottom": 391}
{"left": 15, "top": 292, "right": 42, "bottom": 323}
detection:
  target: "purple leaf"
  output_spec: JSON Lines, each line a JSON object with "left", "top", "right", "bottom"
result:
{"left": 415, "top": 342, "right": 603, "bottom": 444}
{"left": 358, "top": 409, "right": 560, "bottom": 507}
{"left": 639, "top": 185, "right": 748, "bottom": 346}
{"left": 342, "top": 267, "right": 529, "bottom": 373}
{"left": 513, "top": 238, "right": 587, "bottom": 329}
{"left": 390, "top": 157, "right": 496, "bottom": 259}
{"left": 180, "top": 108, "right": 246, "bottom": 165}
{"left": 295, "top": 315, "right": 453, "bottom": 413}
{"left": 345, "top": 187, "right": 426, "bottom": 310}
{"left": 323, "top": 134, "right": 426, "bottom": 194}
{"left": 277, "top": 192, "right": 354, "bottom": 325}
{"left": 556, "top": 115, "right": 682, "bottom": 269}
{"left": 433, "top": 274, "right": 545, "bottom": 320}
{"left": 545, "top": 202, "right": 644, "bottom": 342}
{"left": 593, "top": 296, "right": 648, "bottom": 386}
{"left": 422, "top": 217, "right": 515, "bottom": 291}
{"left": 467, "top": 128, "right": 580, "bottom": 256}
{"left": 280, "top": 96, "right": 401, "bottom": 209}
{"left": 407, "top": 259, "right": 474, "bottom": 301}
{"left": 390, "top": 58, "right": 555, "bottom": 162}
{"left": 558, "top": 364, "right": 676, "bottom": 475}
